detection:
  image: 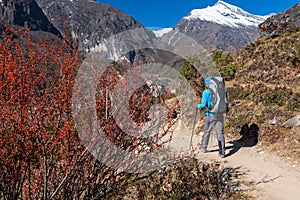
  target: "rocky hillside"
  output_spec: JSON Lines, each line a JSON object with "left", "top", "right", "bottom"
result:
{"left": 259, "top": 4, "right": 300, "bottom": 38}
{"left": 226, "top": 4, "right": 300, "bottom": 161}
{"left": 0, "top": 0, "right": 61, "bottom": 38}
{"left": 175, "top": 20, "right": 259, "bottom": 52}
{"left": 35, "top": 0, "right": 144, "bottom": 51}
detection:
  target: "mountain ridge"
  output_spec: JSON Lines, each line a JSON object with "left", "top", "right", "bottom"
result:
{"left": 184, "top": 0, "right": 270, "bottom": 28}
{"left": 159, "top": 0, "right": 270, "bottom": 52}
{"left": 35, "top": 0, "right": 145, "bottom": 52}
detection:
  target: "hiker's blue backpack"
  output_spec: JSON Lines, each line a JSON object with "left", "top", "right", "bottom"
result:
{"left": 208, "top": 76, "right": 229, "bottom": 114}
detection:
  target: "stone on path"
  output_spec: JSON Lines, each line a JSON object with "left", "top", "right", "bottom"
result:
{"left": 283, "top": 115, "right": 300, "bottom": 128}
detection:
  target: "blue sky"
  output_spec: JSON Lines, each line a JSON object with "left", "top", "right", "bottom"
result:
{"left": 97, "top": 0, "right": 298, "bottom": 28}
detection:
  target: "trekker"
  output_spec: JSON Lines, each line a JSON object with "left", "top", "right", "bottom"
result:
{"left": 197, "top": 77, "right": 226, "bottom": 158}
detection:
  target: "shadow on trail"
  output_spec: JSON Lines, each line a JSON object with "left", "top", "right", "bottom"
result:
{"left": 225, "top": 123, "right": 259, "bottom": 157}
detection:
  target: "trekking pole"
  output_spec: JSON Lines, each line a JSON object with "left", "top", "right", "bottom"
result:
{"left": 189, "top": 108, "right": 198, "bottom": 151}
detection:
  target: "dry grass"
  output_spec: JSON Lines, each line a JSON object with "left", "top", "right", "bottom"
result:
{"left": 225, "top": 30, "right": 300, "bottom": 166}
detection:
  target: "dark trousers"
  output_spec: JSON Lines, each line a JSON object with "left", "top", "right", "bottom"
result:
{"left": 201, "top": 115, "right": 225, "bottom": 154}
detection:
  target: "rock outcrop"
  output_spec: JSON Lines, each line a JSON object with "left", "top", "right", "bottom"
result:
{"left": 259, "top": 4, "right": 300, "bottom": 37}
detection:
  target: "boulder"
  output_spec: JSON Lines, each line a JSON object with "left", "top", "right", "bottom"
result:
{"left": 283, "top": 115, "right": 300, "bottom": 128}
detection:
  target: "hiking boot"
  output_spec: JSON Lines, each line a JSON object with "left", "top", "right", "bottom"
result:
{"left": 201, "top": 147, "right": 208, "bottom": 153}
{"left": 219, "top": 153, "right": 225, "bottom": 158}
{"left": 197, "top": 143, "right": 208, "bottom": 153}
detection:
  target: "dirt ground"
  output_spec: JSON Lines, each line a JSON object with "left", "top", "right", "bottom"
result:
{"left": 162, "top": 121, "right": 300, "bottom": 200}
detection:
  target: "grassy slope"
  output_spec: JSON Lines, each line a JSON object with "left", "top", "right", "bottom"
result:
{"left": 226, "top": 30, "right": 300, "bottom": 161}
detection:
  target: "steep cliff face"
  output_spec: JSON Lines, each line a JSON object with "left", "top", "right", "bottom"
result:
{"left": 258, "top": 4, "right": 300, "bottom": 37}
{"left": 0, "top": 0, "right": 61, "bottom": 37}
{"left": 35, "top": 0, "right": 144, "bottom": 51}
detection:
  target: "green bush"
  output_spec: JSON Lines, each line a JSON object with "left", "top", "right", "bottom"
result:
{"left": 212, "top": 50, "right": 237, "bottom": 80}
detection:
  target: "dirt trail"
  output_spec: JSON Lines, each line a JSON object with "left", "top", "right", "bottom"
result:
{"left": 163, "top": 130, "right": 300, "bottom": 200}
{"left": 201, "top": 140, "right": 300, "bottom": 200}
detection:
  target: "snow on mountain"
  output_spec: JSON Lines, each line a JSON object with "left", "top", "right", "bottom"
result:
{"left": 184, "top": 0, "right": 270, "bottom": 28}
{"left": 152, "top": 28, "right": 173, "bottom": 37}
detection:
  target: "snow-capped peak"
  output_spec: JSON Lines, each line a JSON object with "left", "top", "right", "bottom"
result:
{"left": 152, "top": 28, "right": 173, "bottom": 37}
{"left": 184, "top": 0, "right": 270, "bottom": 28}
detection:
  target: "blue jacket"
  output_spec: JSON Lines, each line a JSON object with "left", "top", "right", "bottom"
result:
{"left": 197, "top": 89, "right": 215, "bottom": 116}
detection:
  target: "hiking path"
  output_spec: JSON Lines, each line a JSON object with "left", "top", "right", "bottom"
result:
{"left": 163, "top": 129, "right": 300, "bottom": 200}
